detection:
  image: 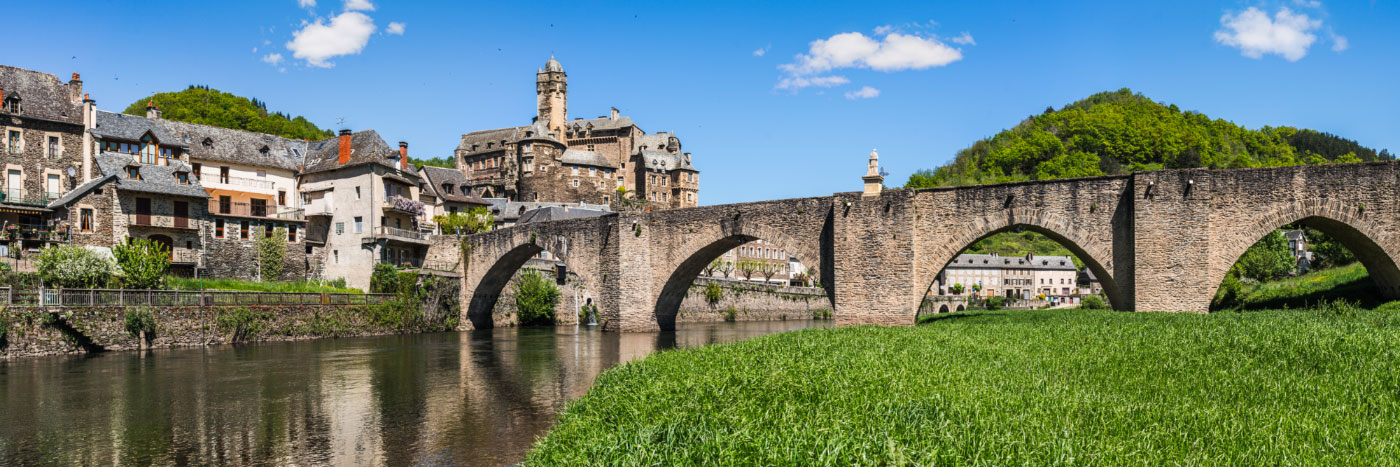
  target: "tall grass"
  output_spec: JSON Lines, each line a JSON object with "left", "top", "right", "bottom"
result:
{"left": 527, "top": 309, "right": 1400, "bottom": 464}
{"left": 1232, "top": 262, "right": 1377, "bottom": 310}
{"left": 165, "top": 276, "right": 361, "bottom": 294}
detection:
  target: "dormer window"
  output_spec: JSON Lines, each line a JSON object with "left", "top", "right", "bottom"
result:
{"left": 175, "top": 171, "right": 190, "bottom": 185}
{"left": 259, "top": 146, "right": 270, "bottom": 155}
{"left": 201, "top": 137, "right": 213, "bottom": 149}
{"left": 126, "top": 166, "right": 141, "bottom": 180}
{"left": 3, "top": 95, "right": 20, "bottom": 114}
{"left": 443, "top": 183, "right": 454, "bottom": 194}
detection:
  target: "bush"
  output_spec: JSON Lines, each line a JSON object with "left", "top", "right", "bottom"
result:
{"left": 1080, "top": 295, "right": 1107, "bottom": 310}
{"left": 370, "top": 263, "right": 402, "bottom": 294}
{"left": 124, "top": 307, "right": 156, "bottom": 342}
{"left": 811, "top": 308, "right": 832, "bottom": 320}
{"left": 723, "top": 306, "right": 738, "bottom": 322}
{"left": 1237, "top": 230, "right": 1295, "bottom": 282}
{"left": 36, "top": 245, "right": 114, "bottom": 288}
{"left": 985, "top": 296, "right": 1006, "bottom": 311}
{"left": 258, "top": 227, "right": 287, "bottom": 281}
{"left": 703, "top": 281, "right": 724, "bottom": 307}
{"left": 326, "top": 277, "right": 348, "bottom": 290}
{"left": 1319, "top": 298, "right": 1362, "bottom": 317}
{"left": 1211, "top": 269, "right": 1244, "bottom": 310}
{"left": 113, "top": 238, "right": 170, "bottom": 289}
{"left": 515, "top": 269, "right": 560, "bottom": 326}
{"left": 215, "top": 307, "right": 268, "bottom": 342}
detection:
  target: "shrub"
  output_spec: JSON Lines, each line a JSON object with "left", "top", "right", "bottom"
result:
{"left": 515, "top": 269, "right": 560, "bottom": 326}
{"left": 703, "top": 281, "right": 724, "bottom": 307}
{"left": 215, "top": 307, "right": 268, "bottom": 342}
{"left": 723, "top": 306, "right": 738, "bottom": 322}
{"left": 36, "top": 245, "right": 114, "bottom": 288}
{"left": 985, "top": 296, "right": 1006, "bottom": 311}
{"left": 1319, "top": 298, "right": 1361, "bottom": 317}
{"left": 811, "top": 308, "right": 833, "bottom": 320}
{"left": 1211, "top": 269, "right": 1244, "bottom": 310}
{"left": 326, "top": 277, "right": 348, "bottom": 290}
{"left": 1081, "top": 294, "right": 1107, "bottom": 310}
{"left": 370, "top": 263, "right": 402, "bottom": 294}
{"left": 113, "top": 238, "right": 170, "bottom": 289}
{"left": 258, "top": 227, "right": 287, "bottom": 281}
{"left": 123, "top": 307, "right": 156, "bottom": 342}
{"left": 1236, "top": 230, "right": 1295, "bottom": 282}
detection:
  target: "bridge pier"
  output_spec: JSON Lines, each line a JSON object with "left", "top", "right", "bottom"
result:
{"left": 831, "top": 192, "right": 922, "bottom": 326}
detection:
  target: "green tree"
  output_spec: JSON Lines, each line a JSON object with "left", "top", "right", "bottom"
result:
{"left": 370, "top": 263, "right": 402, "bottom": 294}
{"left": 515, "top": 269, "right": 560, "bottom": 326}
{"left": 951, "top": 283, "right": 964, "bottom": 295}
{"left": 436, "top": 207, "right": 494, "bottom": 235}
{"left": 410, "top": 156, "right": 455, "bottom": 169}
{"left": 36, "top": 245, "right": 114, "bottom": 288}
{"left": 1236, "top": 230, "right": 1296, "bottom": 282}
{"left": 123, "top": 86, "right": 333, "bottom": 140}
{"left": 258, "top": 227, "right": 287, "bottom": 281}
{"left": 1306, "top": 228, "right": 1356, "bottom": 269}
{"left": 736, "top": 260, "right": 759, "bottom": 281}
{"left": 113, "top": 238, "right": 170, "bottom": 289}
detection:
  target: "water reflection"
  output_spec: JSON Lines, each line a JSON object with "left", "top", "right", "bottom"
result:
{"left": 0, "top": 320, "right": 826, "bottom": 466}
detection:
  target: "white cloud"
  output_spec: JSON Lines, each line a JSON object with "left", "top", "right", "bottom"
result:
{"left": 286, "top": 11, "right": 376, "bottom": 68}
{"left": 775, "top": 75, "right": 850, "bottom": 90}
{"left": 262, "top": 53, "right": 284, "bottom": 65}
{"left": 298, "top": 0, "right": 315, "bottom": 7}
{"left": 844, "top": 86, "right": 880, "bottom": 99}
{"left": 344, "top": 0, "right": 374, "bottom": 11}
{"left": 1214, "top": 7, "right": 1321, "bottom": 61}
{"left": 950, "top": 32, "right": 976, "bottom": 46}
{"left": 873, "top": 25, "right": 895, "bottom": 35}
{"left": 781, "top": 31, "right": 963, "bottom": 75}
{"left": 1293, "top": 0, "right": 1322, "bottom": 8}
{"left": 752, "top": 46, "right": 769, "bottom": 57}
{"left": 386, "top": 22, "right": 405, "bottom": 35}
{"left": 1329, "top": 30, "right": 1349, "bottom": 52}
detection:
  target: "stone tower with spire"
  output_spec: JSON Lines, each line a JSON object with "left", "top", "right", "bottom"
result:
{"left": 536, "top": 56, "right": 568, "bottom": 136}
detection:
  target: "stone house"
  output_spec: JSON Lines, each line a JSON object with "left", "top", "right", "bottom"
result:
{"left": 299, "top": 129, "right": 426, "bottom": 290}
{"left": 453, "top": 57, "right": 700, "bottom": 209}
{"left": 0, "top": 66, "right": 88, "bottom": 261}
{"left": 417, "top": 165, "right": 490, "bottom": 234}
{"left": 708, "top": 239, "right": 793, "bottom": 285}
{"left": 936, "top": 253, "right": 1079, "bottom": 299}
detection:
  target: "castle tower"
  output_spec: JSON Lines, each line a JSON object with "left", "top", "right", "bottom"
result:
{"left": 862, "top": 149, "right": 884, "bottom": 197}
{"left": 537, "top": 56, "right": 568, "bottom": 136}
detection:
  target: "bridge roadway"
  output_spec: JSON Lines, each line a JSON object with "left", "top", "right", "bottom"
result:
{"left": 459, "top": 162, "right": 1400, "bottom": 331}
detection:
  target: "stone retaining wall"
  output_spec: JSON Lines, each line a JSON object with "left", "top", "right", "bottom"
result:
{"left": 677, "top": 278, "right": 830, "bottom": 323}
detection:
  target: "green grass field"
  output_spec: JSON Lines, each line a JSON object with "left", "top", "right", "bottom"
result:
{"left": 526, "top": 309, "right": 1400, "bottom": 465}
{"left": 1233, "top": 262, "right": 1380, "bottom": 310}
{"left": 165, "top": 276, "right": 362, "bottom": 294}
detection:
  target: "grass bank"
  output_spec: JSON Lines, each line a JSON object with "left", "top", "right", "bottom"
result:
{"left": 527, "top": 309, "right": 1400, "bottom": 464}
{"left": 165, "top": 277, "right": 362, "bottom": 294}
{"left": 1234, "top": 262, "right": 1377, "bottom": 309}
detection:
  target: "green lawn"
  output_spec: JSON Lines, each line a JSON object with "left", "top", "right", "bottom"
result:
{"left": 1235, "top": 262, "right": 1378, "bottom": 310}
{"left": 527, "top": 309, "right": 1400, "bottom": 465}
{"left": 165, "top": 276, "right": 362, "bottom": 294}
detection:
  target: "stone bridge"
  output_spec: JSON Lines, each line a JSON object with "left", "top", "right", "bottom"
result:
{"left": 460, "top": 162, "right": 1400, "bottom": 331}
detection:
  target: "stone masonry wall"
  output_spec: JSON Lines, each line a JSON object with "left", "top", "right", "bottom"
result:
{"left": 677, "top": 278, "right": 828, "bottom": 323}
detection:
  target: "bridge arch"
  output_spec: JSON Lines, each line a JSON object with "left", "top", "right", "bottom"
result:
{"left": 920, "top": 207, "right": 1123, "bottom": 311}
{"left": 464, "top": 230, "right": 602, "bottom": 329}
{"left": 652, "top": 217, "right": 831, "bottom": 331}
{"left": 1208, "top": 200, "right": 1400, "bottom": 307}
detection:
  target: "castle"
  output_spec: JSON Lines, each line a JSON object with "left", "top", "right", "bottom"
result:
{"left": 454, "top": 57, "right": 700, "bottom": 209}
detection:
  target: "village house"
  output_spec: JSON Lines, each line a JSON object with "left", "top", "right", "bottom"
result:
{"left": 0, "top": 66, "right": 88, "bottom": 264}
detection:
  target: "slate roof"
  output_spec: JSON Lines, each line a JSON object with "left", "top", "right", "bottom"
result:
{"left": 483, "top": 198, "right": 610, "bottom": 222}
{"left": 301, "top": 130, "right": 420, "bottom": 177}
{"left": 518, "top": 206, "right": 609, "bottom": 223}
{"left": 94, "top": 152, "right": 210, "bottom": 199}
{"left": 946, "top": 253, "right": 1077, "bottom": 271}
{"left": 544, "top": 57, "right": 564, "bottom": 73}
{"left": 632, "top": 132, "right": 678, "bottom": 153}
{"left": 456, "top": 126, "right": 524, "bottom": 154}
{"left": 48, "top": 174, "right": 117, "bottom": 209}
{"left": 639, "top": 150, "right": 697, "bottom": 171}
{"left": 567, "top": 116, "right": 635, "bottom": 132}
{"left": 159, "top": 119, "right": 308, "bottom": 171}
{"left": 559, "top": 149, "right": 618, "bottom": 168}
{"left": 419, "top": 165, "right": 490, "bottom": 205}
{"left": 0, "top": 65, "right": 82, "bottom": 125}
{"left": 92, "top": 111, "right": 185, "bottom": 146}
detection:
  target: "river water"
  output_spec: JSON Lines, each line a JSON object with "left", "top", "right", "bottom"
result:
{"left": 0, "top": 320, "right": 827, "bottom": 466}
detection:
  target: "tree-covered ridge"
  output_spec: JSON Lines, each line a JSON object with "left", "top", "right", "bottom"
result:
{"left": 907, "top": 88, "right": 1392, "bottom": 188}
{"left": 122, "top": 85, "right": 334, "bottom": 141}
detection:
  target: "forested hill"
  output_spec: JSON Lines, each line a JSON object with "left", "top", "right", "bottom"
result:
{"left": 122, "top": 86, "right": 334, "bottom": 141}
{"left": 906, "top": 88, "right": 1392, "bottom": 188}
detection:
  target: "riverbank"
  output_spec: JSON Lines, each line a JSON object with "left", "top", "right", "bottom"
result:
{"left": 525, "top": 308, "right": 1400, "bottom": 464}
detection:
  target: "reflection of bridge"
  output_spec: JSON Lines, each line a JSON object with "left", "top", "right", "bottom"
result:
{"left": 461, "top": 162, "right": 1400, "bottom": 331}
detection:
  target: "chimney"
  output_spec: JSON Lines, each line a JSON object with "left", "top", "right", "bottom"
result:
{"left": 68, "top": 73, "right": 83, "bottom": 104}
{"left": 398, "top": 141, "right": 408, "bottom": 170}
{"left": 0, "top": 84, "right": 4, "bottom": 106}
{"left": 338, "top": 129, "right": 352, "bottom": 165}
{"left": 145, "top": 101, "right": 161, "bottom": 119}
{"left": 610, "top": 107, "right": 619, "bottom": 120}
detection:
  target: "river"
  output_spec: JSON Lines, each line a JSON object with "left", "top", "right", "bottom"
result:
{"left": 0, "top": 320, "right": 828, "bottom": 466}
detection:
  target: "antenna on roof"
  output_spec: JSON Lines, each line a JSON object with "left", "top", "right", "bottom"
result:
{"left": 336, "top": 117, "right": 346, "bottom": 128}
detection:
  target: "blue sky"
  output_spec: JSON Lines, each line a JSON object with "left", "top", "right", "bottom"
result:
{"left": 8, "top": 0, "right": 1398, "bottom": 205}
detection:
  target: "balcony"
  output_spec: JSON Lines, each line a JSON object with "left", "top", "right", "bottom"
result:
{"left": 208, "top": 199, "right": 306, "bottom": 221}
{"left": 205, "top": 175, "right": 276, "bottom": 191}
{"left": 382, "top": 195, "right": 425, "bottom": 215}
{"left": 0, "top": 189, "right": 58, "bottom": 208}
{"left": 127, "top": 213, "right": 198, "bottom": 230}
{"left": 376, "top": 258, "right": 459, "bottom": 274}
{"left": 1, "top": 225, "right": 70, "bottom": 243}
{"left": 365, "top": 225, "right": 431, "bottom": 245}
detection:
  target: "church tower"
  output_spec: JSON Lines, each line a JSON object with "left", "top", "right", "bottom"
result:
{"left": 537, "top": 56, "right": 567, "bottom": 136}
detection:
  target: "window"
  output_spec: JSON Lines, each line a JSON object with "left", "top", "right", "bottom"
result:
{"left": 333, "top": 250, "right": 339, "bottom": 264}
{"left": 571, "top": 166, "right": 579, "bottom": 176}
{"left": 191, "top": 163, "right": 201, "bottom": 180}
{"left": 288, "top": 225, "right": 297, "bottom": 242}
{"left": 47, "top": 136, "right": 59, "bottom": 158}
{"left": 3, "top": 96, "right": 19, "bottom": 114}
{"left": 219, "top": 167, "right": 230, "bottom": 184}
{"left": 7, "top": 130, "right": 20, "bottom": 154}
{"left": 134, "top": 198, "right": 151, "bottom": 225}
{"left": 278, "top": 190, "right": 286, "bottom": 206}
{"left": 572, "top": 179, "right": 579, "bottom": 187}
{"left": 598, "top": 181, "right": 605, "bottom": 189}
{"left": 47, "top": 174, "right": 60, "bottom": 197}
{"left": 160, "top": 147, "right": 174, "bottom": 163}
{"left": 256, "top": 170, "right": 266, "bottom": 178}
{"left": 215, "top": 219, "right": 225, "bottom": 238}
{"left": 335, "top": 222, "right": 344, "bottom": 235}
{"left": 589, "top": 167, "right": 596, "bottom": 177}
{"left": 173, "top": 201, "right": 188, "bottom": 229}
{"left": 175, "top": 172, "right": 189, "bottom": 185}
{"left": 265, "top": 223, "right": 274, "bottom": 238}
{"left": 355, "top": 187, "right": 361, "bottom": 200}
{"left": 354, "top": 216, "right": 363, "bottom": 233}
{"left": 240, "top": 221, "right": 249, "bottom": 239}
{"left": 603, "top": 196, "right": 609, "bottom": 204}
{"left": 127, "top": 167, "right": 140, "bottom": 179}
{"left": 80, "top": 208, "right": 93, "bottom": 232}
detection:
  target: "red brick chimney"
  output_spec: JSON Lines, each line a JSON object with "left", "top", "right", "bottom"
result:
{"left": 398, "top": 141, "right": 408, "bottom": 170}
{"left": 338, "top": 129, "right": 352, "bottom": 165}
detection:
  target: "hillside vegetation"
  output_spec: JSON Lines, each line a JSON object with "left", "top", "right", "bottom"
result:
{"left": 906, "top": 88, "right": 1390, "bottom": 188}
{"left": 122, "top": 85, "right": 334, "bottom": 141}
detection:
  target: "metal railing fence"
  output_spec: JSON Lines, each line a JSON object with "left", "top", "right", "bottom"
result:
{"left": 0, "top": 288, "right": 394, "bottom": 307}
